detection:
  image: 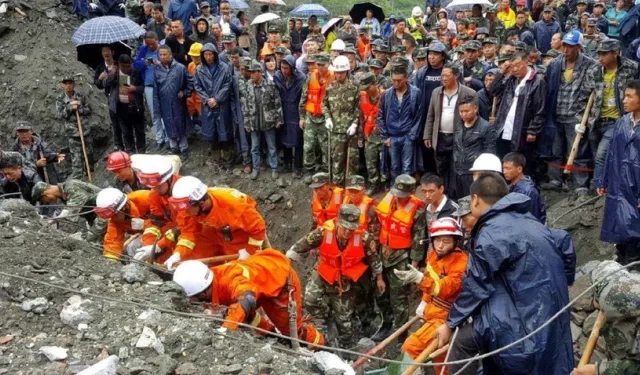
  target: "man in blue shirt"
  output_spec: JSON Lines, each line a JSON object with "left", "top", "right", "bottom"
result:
{"left": 167, "top": 0, "right": 199, "bottom": 35}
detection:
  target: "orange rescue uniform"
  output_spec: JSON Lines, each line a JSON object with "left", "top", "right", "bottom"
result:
{"left": 401, "top": 248, "right": 468, "bottom": 375}
{"left": 211, "top": 249, "right": 324, "bottom": 346}
{"left": 103, "top": 190, "right": 152, "bottom": 260}
{"left": 304, "top": 71, "right": 334, "bottom": 116}
{"left": 186, "top": 62, "right": 202, "bottom": 117}
{"left": 312, "top": 187, "right": 344, "bottom": 228}
{"left": 360, "top": 89, "right": 383, "bottom": 137}
{"left": 376, "top": 192, "right": 424, "bottom": 249}
{"left": 173, "top": 187, "right": 267, "bottom": 260}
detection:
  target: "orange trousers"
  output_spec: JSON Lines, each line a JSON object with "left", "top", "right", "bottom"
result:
{"left": 402, "top": 319, "right": 448, "bottom": 375}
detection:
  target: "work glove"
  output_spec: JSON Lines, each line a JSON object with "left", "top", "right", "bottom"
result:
{"left": 118, "top": 3, "right": 126, "bottom": 9}
{"left": 164, "top": 252, "right": 181, "bottom": 270}
{"left": 238, "top": 249, "right": 250, "bottom": 260}
{"left": 575, "top": 124, "right": 585, "bottom": 134}
{"left": 286, "top": 249, "right": 301, "bottom": 262}
{"left": 89, "top": 2, "right": 98, "bottom": 9}
{"left": 394, "top": 264, "right": 424, "bottom": 285}
{"left": 347, "top": 123, "right": 358, "bottom": 136}
{"left": 131, "top": 218, "right": 144, "bottom": 231}
{"left": 325, "top": 118, "right": 334, "bottom": 131}
{"left": 133, "top": 244, "right": 160, "bottom": 261}
{"left": 415, "top": 300, "right": 427, "bottom": 317}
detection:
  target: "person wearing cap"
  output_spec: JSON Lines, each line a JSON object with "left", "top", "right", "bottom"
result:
{"left": 502, "top": 151, "right": 546, "bottom": 223}
{"left": 260, "top": 25, "right": 282, "bottom": 60}
{"left": 372, "top": 44, "right": 389, "bottom": 71}
{"left": 413, "top": 42, "right": 448, "bottom": 140}
{"left": 55, "top": 75, "right": 95, "bottom": 180}
{"left": 565, "top": 0, "right": 589, "bottom": 31}
{"left": 369, "top": 59, "right": 392, "bottom": 89}
{"left": 453, "top": 195, "right": 476, "bottom": 246}
{"left": 413, "top": 48, "right": 429, "bottom": 74}
{"left": 342, "top": 43, "right": 359, "bottom": 74}
{"left": 485, "top": 5, "right": 505, "bottom": 42}
{"left": 300, "top": 53, "right": 333, "bottom": 181}
{"left": 106, "top": 151, "right": 145, "bottom": 193}
{"left": 477, "top": 68, "right": 498, "bottom": 121}
{"left": 357, "top": 28, "right": 373, "bottom": 63}
{"left": 542, "top": 48, "right": 560, "bottom": 65}
{"left": 12, "top": 121, "right": 63, "bottom": 185}
{"left": 407, "top": 6, "right": 427, "bottom": 43}
{"left": 308, "top": 172, "right": 344, "bottom": 229}
{"left": 322, "top": 55, "right": 360, "bottom": 186}
{"left": 373, "top": 174, "right": 426, "bottom": 341}
{"left": 287, "top": 204, "right": 383, "bottom": 348}
{"left": 388, "top": 17, "right": 415, "bottom": 49}
{"left": 480, "top": 38, "right": 498, "bottom": 65}
{"left": 0, "top": 151, "right": 42, "bottom": 204}
{"left": 582, "top": 39, "right": 639, "bottom": 190}
{"left": 582, "top": 18, "right": 609, "bottom": 59}
{"left": 397, "top": 217, "right": 468, "bottom": 370}
{"left": 195, "top": 1, "right": 217, "bottom": 27}
{"left": 186, "top": 42, "right": 203, "bottom": 123}
{"left": 533, "top": 6, "right": 561, "bottom": 54}
{"left": 360, "top": 9, "right": 381, "bottom": 37}
{"left": 357, "top": 73, "right": 386, "bottom": 194}
{"left": 542, "top": 30, "right": 596, "bottom": 194}
{"left": 497, "top": 0, "right": 516, "bottom": 29}
{"left": 382, "top": 15, "right": 396, "bottom": 39}
{"left": 274, "top": 46, "right": 290, "bottom": 66}
{"left": 462, "top": 40, "right": 487, "bottom": 88}
{"left": 31, "top": 178, "right": 106, "bottom": 242}
{"left": 590, "top": 1, "right": 609, "bottom": 36}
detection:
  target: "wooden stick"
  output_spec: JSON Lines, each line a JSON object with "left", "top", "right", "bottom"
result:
{"left": 353, "top": 315, "right": 422, "bottom": 369}
{"left": 344, "top": 135, "right": 351, "bottom": 189}
{"left": 564, "top": 91, "right": 595, "bottom": 174}
{"left": 39, "top": 151, "right": 49, "bottom": 184}
{"left": 579, "top": 311, "right": 606, "bottom": 366}
{"left": 181, "top": 254, "right": 239, "bottom": 266}
{"left": 75, "top": 110, "right": 93, "bottom": 182}
{"left": 429, "top": 344, "right": 449, "bottom": 361}
{"left": 401, "top": 340, "right": 439, "bottom": 375}
{"left": 491, "top": 96, "right": 498, "bottom": 118}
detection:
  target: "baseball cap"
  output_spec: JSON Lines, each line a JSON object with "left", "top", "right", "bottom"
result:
{"left": 562, "top": 30, "right": 583, "bottom": 46}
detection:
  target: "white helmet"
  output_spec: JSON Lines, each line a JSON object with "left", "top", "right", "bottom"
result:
{"left": 173, "top": 260, "right": 214, "bottom": 296}
{"left": 331, "top": 39, "right": 345, "bottom": 51}
{"left": 331, "top": 55, "right": 351, "bottom": 72}
{"left": 469, "top": 153, "right": 502, "bottom": 173}
{"left": 429, "top": 217, "right": 463, "bottom": 238}
{"left": 168, "top": 176, "right": 208, "bottom": 210}
{"left": 94, "top": 188, "right": 127, "bottom": 218}
{"left": 412, "top": 6, "right": 423, "bottom": 17}
{"left": 132, "top": 156, "right": 174, "bottom": 187}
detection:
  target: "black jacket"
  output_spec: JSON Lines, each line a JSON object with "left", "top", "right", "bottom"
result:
{"left": 488, "top": 68, "right": 546, "bottom": 152}
{"left": 0, "top": 167, "right": 42, "bottom": 203}
{"left": 453, "top": 116, "right": 497, "bottom": 173}
{"left": 477, "top": 88, "right": 492, "bottom": 121}
{"left": 104, "top": 68, "right": 145, "bottom": 114}
{"left": 164, "top": 35, "right": 194, "bottom": 66}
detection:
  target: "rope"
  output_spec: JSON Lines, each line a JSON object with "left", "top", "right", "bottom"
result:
{"left": 1, "top": 259, "right": 637, "bottom": 368}
{"left": 550, "top": 196, "right": 601, "bottom": 226}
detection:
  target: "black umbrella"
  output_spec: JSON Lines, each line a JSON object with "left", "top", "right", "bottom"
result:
{"left": 349, "top": 2, "right": 385, "bottom": 24}
{"left": 77, "top": 42, "right": 133, "bottom": 70}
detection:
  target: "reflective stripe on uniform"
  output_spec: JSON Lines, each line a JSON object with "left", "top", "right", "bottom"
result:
{"left": 143, "top": 227, "right": 161, "bottom": 238}
{"left": 426, "top": 264, "right": 441, "bottom": 296}
{"left": 250, "top": 313, "right": 262, "bottom": 327}
{"left": 104, "top": 254, "right": 119, "bottom": 262}
{"left": 353, "top": 233, "right": 361, "bottom": 247}
{"left": 238, "top": 264, "right": 251, "bottom": 279}
{"left": 177, "top": 238, "right": 195, "bottom": 249}
{"left": 248, "top": 237, "right": 264, "bottom": 247}
{"left": 165, "top": 229, "right": 176, "bottom": 242}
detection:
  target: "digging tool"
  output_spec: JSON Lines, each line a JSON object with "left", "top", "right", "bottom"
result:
{"left": 564, "top": 91, "right": 595, "bottom": 174}
{"left": 161, "top": 254, "right": 241, "bottom": 270}
{"left": 401, "top": 340, "right": 439, "bottom": 375}
{"left": 288, "top": 285, "right": 301, "bottom": 351}
{"left": 39, "top": 151, "right": 49, "bottom": 184}
{"left": 328, "top": 131, "right": 332, "bottom": 183}
{"left": 75, "top": 110, "right": 92, "bottom": 182}
{"left": 353, "top": 315, "right": 422, "bottom": 369}
{"left": 491, "top": 97, "right": 497, "bottom": 120}
{"left": 344, "top": 135, "right": 352, "bottom": 189}
{"left": 579, "top": 310, "right": 606, "bottom": 366}
{"left": 439, "top": 327, "right": 459, "bottom": 375}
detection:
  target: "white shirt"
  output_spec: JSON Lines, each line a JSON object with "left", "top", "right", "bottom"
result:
{"left": 502, "top": 68, "right": 532, "bottom": 141}
{"left": 440, "top": 89, "right": 459, "bottom": 134}
{"left": 427, "top": 196, "right": 448, "bottom": 214}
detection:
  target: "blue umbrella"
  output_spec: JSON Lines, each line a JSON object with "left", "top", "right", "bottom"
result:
{"left": 72, "top": 16, "right": 145, "bottom": 46}
{"left": 289, "top": 4, "right": 330, "bottom": 17}
{"left": 229, "top": 0, "right": 249, "bottom": 10}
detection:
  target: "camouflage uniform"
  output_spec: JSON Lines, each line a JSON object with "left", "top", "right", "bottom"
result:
{"left": 463, "top": 41, "right": 486, "bottom": 80}
{"left": 238, "top": 57, "right": 253, "bottom": 166}
{"left": 289, "top": 205, "right": 382, "bottom": 347}
{"left": 55, "top": 86, "right": 94, "bottom": 180}
{"left": 358, "top": 73, "right": 385, "bottom": 189}
{"left": 300, "top": 54, "right": 331, "bottom": 175}
{"left": 589, "top": 261, "right": 640, "bottom": 375}
{"left": 564, "top": 12, "right": 581, "bottom": 32}
{"left": 321, "top": 74, "right": 360, "bottom": 186}
{"left": 369, "top": 59, "right": 392, "bottom": 90}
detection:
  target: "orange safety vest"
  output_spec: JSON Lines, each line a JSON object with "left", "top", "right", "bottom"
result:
{"left": 317, "top": 220, "right": 368, "bottom": 285}
{"left": 312, "top": 187, "right": 343, "bottom": 228}
{"left": 304, "top": 71, "right": 334, "bottom": 116}
{"left": 376, "top": 192, "right": 423, "bottom": 249}
{"left": 359, "top": 90, "right": 383, "bottom": 137}
{"left": 343, "top": 195, "right": 375, "bottom": 231}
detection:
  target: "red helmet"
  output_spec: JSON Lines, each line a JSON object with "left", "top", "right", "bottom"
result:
{"left": 106, "top": 151, "right": 132, "bottom": 171}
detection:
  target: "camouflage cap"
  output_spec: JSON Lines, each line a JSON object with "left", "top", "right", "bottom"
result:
{"left": 543, "top": 5, "right": 554, "bottom": 12}
{"left": 453, "top": 46, "right": 465, "bottom": 54}
{"left": 464, "top": 40, "right": 482, "bottom": 51}
{"left": 305, "top": 54, "right": 317, "bottom": 63}
{"left": 372, "top": 43, "right": 389, "bottom": 52}
{"left": 309, "top": 172, "right": 330, "bottom": 188}
{"left": 482, "top": 37, "right": 498, "bottom": 45}
{"left": 240, "top": 57, "right": 252, "bottom": 68}
{"left": 314, "top": 52, "right": 331, "bottom": 65}
{"left": 369, "top": 58, "right": 385, "bottom": 69}
{"left": 268, "top": 25, "right": 280, "bottom": 33}
{"left": 275, "top": 46, "right": 291, "bottom": 55}
{"left": 459, "top": 18, "right": 470, "bottom": 25}
{"left": 281, "top": 35, "right": 292, "bottom": 42}
{"left": 391, "top": 45, "right": 406, "bottom": 53}
{"left": 415, "top": 47, "right": 428, "bottom": 59}
{"left": 587, "top": 17, "right": 597, "bottom": 26}
{"left": 514, "top": 41, "right": 527, "bottom": 51}
{"left": 576, "top": 0, "right": 587, "bottom": 4}
{"left": 31, "top": 181, "right": 48, "bottom": 203}
{"left": 222, "top": 33, "right": 236, "bottom": 43}
{"left": 476, "top": 27, "right": 489, "bottom": 36}
{"left": 486, "top": 5, "right": 498, "bottom": 13}
{"left": 392, "top": 56, "right": 410, "bottom": 68}
{"left": 391, "top": 174, "right": 416, "bottom": 198}
{"left": 346, "top": 174, "right": 366, "bottom": 190}
{"left": 355, "top": 62, "right": 370, "bottom": 73}
{"left": 0, "top": 151, "right": 23, "bottom": 169}
{"left": 338, "top": 204, "right": 361, "bottom": 230}
{"left": 536, "top": 64, "right": 547, "bottom": 75}
{"left": 469, "top": 17, "right": 481, "bottom": 24}
{"left": 247, "top": 59, "right": 263, "bottom": 72}
{"left": 597, "top": 39, "right": 621, "bottom": 52}
{"left": 61, "top": 76, "right": 75, "bottom": 83}
{"left": 497, "top": 52, "right": 514, "bottom": 62}
{"left": 15, "top": 120, "right": 33, "bottom": 132}
{"left": 593, "top": 1, "right": 605, "bottom": 7}
{"left": 344, "top": 45, "right": 357, "bottom": 55}
{"left": 455, "top": 195, "right": 471, "bottom": 217}
{"left": 457, "top": 32, "right": 469, "bottom": 40}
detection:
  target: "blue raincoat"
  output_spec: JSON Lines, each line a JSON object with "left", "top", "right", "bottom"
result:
{"left": 153, "top": 58, "right": 193, "bottom": 139}
{"left": 194, "top": 43, "right": 234, "bottom": 143}
{"left": 509, "top": 176, "right": 546, "bottom": 224}
{"left": 598, "top": 114, "right": 640, "bottom": 244}
{"left": 447, "top": 193, "right": 573, "bottom": 375}
{"left": 549, "top": 228, "right": 577, "bottom": 286}
{"left": 274, "top": 55, "right": 306, "bottom": 148}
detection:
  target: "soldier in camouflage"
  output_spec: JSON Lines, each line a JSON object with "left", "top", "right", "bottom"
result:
{"left": 12, "top": 121, "right": 64, "bottom": 185}
{"left": 237, "top": 57, "right": 253, "bottom": 173}
{"left": 31, "top": 179, "right": 107, "bottom": 242}
{"left": 463, "top": 40, "right": 487, "bottom": 90}
{"left": 55, "top": 76, "right": 94, "bottom": 180}
{"left": 582, "top": 19, "right": 608, "bottom": 60}
{"left": 570, "top": 261, "right": 640, "bottom": 375}
{"left": 369, "top": 59, "right": 392, "bottom": 90}
{"left": 481, "top": 38, "right": 499, "bottom": 67}
{"left": 322, "top": 55, "right": 360, "bottom": 186}
{"left": 358, "top": 73, "right": 386, "bottom": 195}
{"left": 564, "top": 0, "right": 588, "bottom": 32}
{"left": 455, "top": 195, "right": 476, "bottom": 250}
{"left": 286, "top": 204, "right": 384, "bottom": 347}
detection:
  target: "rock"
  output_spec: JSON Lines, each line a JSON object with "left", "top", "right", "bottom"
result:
{"left": 570, "top": 322, "right": 583, "bottom": 343}
{"left": 311, "top": 351, "right": 355, "bottom": 375}
{"left": 268, "top": 193, "right": 283, "bottom": 203}
{"left": 0, "top": 356, "right": 9, "bottom": 365}
{"left": 569, "top": 276, "right": 595, "bottom": 312}
{"left": 325, "top": 370, "right": 346, "bottom": 375}
{"left": 69, "top": 232, "right": 84, "bottom": 241}
{"left": 571, "top": 311, "right": 587, "bottom": 326}
{"left": 583, "top": 311, "right": 600, "bottom": 336}
{"left": 0, "top": 211, "right": 10, "bottom": 225}
{"left": 60, "top": 296, "right": 93, "bottom": 327}
{"left": 258, "top": 364, "right": 273, "bottom": 375}
{"left": 137, "top": 309, "right": 161, "bottom": 327}
{"left": 148, "top": 355, "right": 177, "bottom": 375}
{"left": 136, "top": 327, "right": 164, "bottom": 355}
{"left": 219, "top": 364, "right": 243, "bottom": 374}
{"left": 14, "top": 55, "right": 27, "bottom": 62}
{"left": 591, "top": 349, "right": 607, "bottom": 365}
{"left": 120, "top": 264, "right": 146, "bottom": 284}
{"left": 21, "top": 297, "right": 48, "bottom": 313}
{"left": 355, "top": 337, "right": 376, "bottom": 353}
{"left": 175, "top": 362, "right": 198, "bottom": 375}
{"left": 66, "top": 364, "right": 90, "bottom": 374}
{"left": 76, "top": 355, "right": 118, "bottom": 375}
{"left": 276, "top": 178, "right": 287, "bottom": 187}
{"left": 117, "top": 347, "right": 128, "bottom": 359}
{"left": 45, "top": 9, "right": 58, "bottom": 19}
{"left": 40, "top": 346, "right": 69, "bottom": 361}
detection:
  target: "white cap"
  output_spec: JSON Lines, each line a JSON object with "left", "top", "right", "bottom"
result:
{"left": 331, "top": 39, "right": 345, "bottom": 51}
{"left": 173, "top": 260, "right": 214, "bottom": 296}
{"left": 171, "top": 176, "right": 208, "bottom": 202}
{"left": 96, "top": 188, "right": 127, "bottom": 211}
{"left": 412, "top": 6, "right": 423, "bottom": 17}
{"left": 469, "top": 153, "right": 502, "bottom": 173}
{"left": 330, "top": 55, "right": 350, "bottom": 72}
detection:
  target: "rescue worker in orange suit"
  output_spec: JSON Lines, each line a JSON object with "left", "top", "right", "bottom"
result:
{"left": 94, "top": 188, "right": 152, "bottom": 261}
{"left": 343, "top": 174, "right": 380, "bottom": 335}
{"left": 396, "top": 218, "right": 468, "bottom": 375}
{"left": 286, "top": 205, "right": 385, "bottom": 348}
{"left": 373, "top": 174, "right": 427, "bottom": 343}
{"left": 106, "top": 151, "right": 145, "bottom": 193}
{"left": 172, "top": 249, "right": 325, "bottom": 348}
{"left": 166, "top": 176, "right": 267, "bottom": 269}
{"left": 309, "top": 172, "right": 344, "bottom": 230}
{"left": 300, "top": 52, "right": 334, "bottom": 182}
{"left": 186, "top": 43, "right": 203, "bottom": 125}
{"left": 358, "top": 72, "right": 386, "bottom": 196}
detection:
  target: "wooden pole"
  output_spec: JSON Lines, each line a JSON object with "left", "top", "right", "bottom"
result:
{"left": 491, "top": 96, "right": 498, "bottom": 119}
{"left": 181, "top": 254, "right": 239, "bottom": 266}
{"left": 401, "top": 340, "right": 439, "bottom": 375}
{"left": 75, "top": 110, "right": 92, "bottom": 182}
{"left": 39, "top": 151, "right": 49, "bottom": 184}
{"left": 353, "top": 315, "right": 422, "bottom": 369}
{"left": 564, "top": 91, "right": 595, "bottom": 174}
{"left": 344, "top": 136, "right": 351, "bottom": 188}
{"left": 579, "top": 311, "right": 606, "bottom": 366}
